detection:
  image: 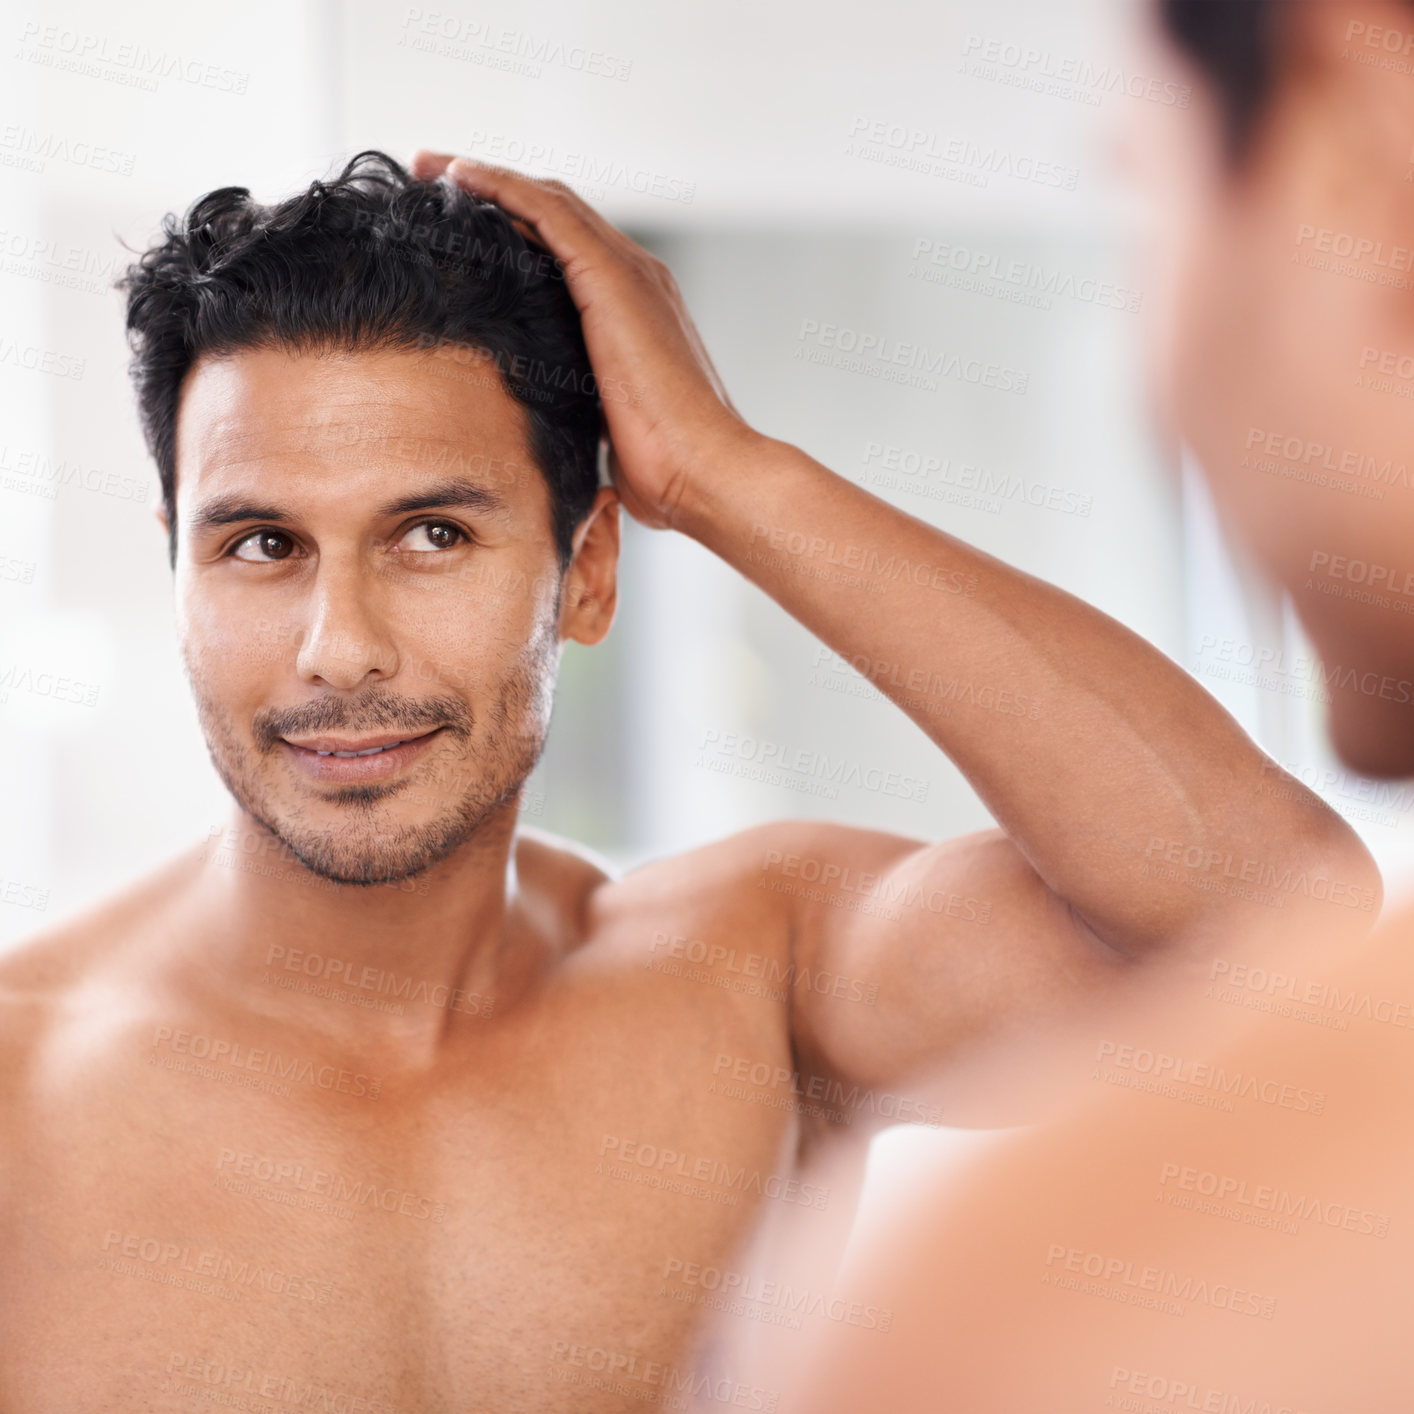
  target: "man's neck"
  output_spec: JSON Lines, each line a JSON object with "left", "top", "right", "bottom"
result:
{"left": 167, "top": 804, "right": 536, "bottom": 1065}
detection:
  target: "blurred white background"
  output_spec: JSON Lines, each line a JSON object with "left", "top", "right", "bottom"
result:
{"left": 3, "top": 2, "right": 1407, "bottom": 1180}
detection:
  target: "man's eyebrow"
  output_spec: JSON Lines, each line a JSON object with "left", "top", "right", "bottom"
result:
{"left": 376, "top": 478, "right": 509, "bottom": 518}
{"left": 186, "top": 478, "right": 511, "bottom": 534}
{"left": 188, "top": 496, "right": 290, "bottom": 533}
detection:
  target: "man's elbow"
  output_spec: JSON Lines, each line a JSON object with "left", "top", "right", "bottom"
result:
{"left": 1287, "top": 812, "right": 1384, "bottom": 943}
{"left": 1188, "top": 811, "right": 1383, "bottom": 961}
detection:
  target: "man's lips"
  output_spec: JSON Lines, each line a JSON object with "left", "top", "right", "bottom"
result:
{"left": 282, "top": 728, "right": 443, "bottom": 757}
{"left": 279, "top": 726, "right": 447, "bottom": 783}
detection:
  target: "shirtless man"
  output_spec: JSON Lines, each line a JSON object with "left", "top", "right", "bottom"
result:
{"left": 0, "top": 146, "right": 1377, "bottom": 1412}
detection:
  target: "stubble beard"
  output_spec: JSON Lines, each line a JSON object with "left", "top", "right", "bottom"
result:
{"left": 186, "top": 620, "right": 560, "bottom": 887}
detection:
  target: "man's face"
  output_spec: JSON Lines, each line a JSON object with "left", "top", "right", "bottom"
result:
{"left": 1129, "top": 0, "right": 1414, "bottom": 775}
{"left": 170, "top": 344, "right": 615, "bottom": 884}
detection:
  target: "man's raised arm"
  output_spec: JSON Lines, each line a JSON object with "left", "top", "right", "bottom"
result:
{"left": 412, "top": 151, "right": 1379, "bottom": 1107}
{"left": 678, "top": 437, "right": 1379, "bottom": 954}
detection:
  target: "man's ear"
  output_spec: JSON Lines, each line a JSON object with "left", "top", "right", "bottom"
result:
{"left": 155, "top": 505, "right": 169, "bottom": 538}
{"left": 561, "top": 485, "right": 620, "bottom": 646}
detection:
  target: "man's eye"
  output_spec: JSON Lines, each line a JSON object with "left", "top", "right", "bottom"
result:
{"left": 231, "top": 530, "right": 297, "bottom": 562}
{"left": 396, "top": 521, "right": 467, "bottom": 552}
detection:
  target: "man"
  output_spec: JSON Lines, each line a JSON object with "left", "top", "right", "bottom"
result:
{"left": 0, "top": 145, "right": 1374, "bottom": 1411}
{"left": 751, "top": 0, "right": 1414, "bottom": 1409}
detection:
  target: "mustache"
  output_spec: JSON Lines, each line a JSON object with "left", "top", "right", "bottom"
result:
{"left": 252, "top": 692, "right": 473, "bottom": 750}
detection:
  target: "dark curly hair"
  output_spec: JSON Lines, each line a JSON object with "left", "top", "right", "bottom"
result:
{"left": 115, "top": 148, "right": 602, "bottom": 570}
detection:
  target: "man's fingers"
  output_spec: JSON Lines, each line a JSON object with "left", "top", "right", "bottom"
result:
{"left": 414, "top": 151, "right": 633, "bottom": 259}
{"left": 443, "top": 157, "right": 618, "bottom": 268}
{"left": 409, "top": 149, "right": 456, "bottom": 180}
{"left": 407, "top": 151, "right": 544, "bottom": 250}
{"left": 417, "top": 152, "right": 671, "bottom": 314}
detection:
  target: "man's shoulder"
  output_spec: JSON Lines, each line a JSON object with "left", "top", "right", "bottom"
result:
{"left": 515, "top": 822, "right": 790, "bottom": 947}
{"left": 513, "top": 824, "right": 619, "bottom": 888}
{"left": 570, "top": 817, "right": 927, "bottom": 930}
{"left": 0, "top": 842, "right": 205, "bottom": 1010}
{"left": 605, "top": 818, "right": 926, "bottom": 886}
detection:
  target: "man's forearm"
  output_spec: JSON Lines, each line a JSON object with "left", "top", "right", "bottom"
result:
{"left": 675, "top": 433, "right": 1376, "bottom": 954}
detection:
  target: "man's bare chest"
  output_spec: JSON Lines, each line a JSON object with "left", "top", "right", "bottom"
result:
{"left": 0, "top": 968, "right": 811, "bottom": 1413}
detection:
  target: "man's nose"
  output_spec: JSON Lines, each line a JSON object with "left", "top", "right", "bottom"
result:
{"left": 294, "top": 564, "right": 399, "bottom": 690}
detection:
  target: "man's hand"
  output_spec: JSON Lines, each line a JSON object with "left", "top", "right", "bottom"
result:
{"left": 411, "top": 149, "right": 754, "bottom": 530}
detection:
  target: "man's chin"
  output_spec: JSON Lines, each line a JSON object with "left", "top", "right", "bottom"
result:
{"left": 276, "top": 829, "right": 463, "bottom": 888}
{"left": 239, "top": 794, "right": 505, "bottom": 888}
